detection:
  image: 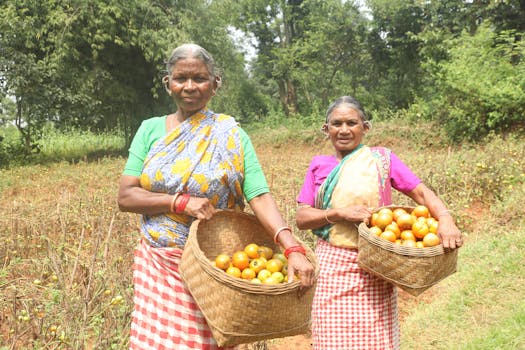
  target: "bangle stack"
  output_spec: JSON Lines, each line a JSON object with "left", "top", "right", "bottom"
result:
{"left": 273, "top": 226, "right": 291, "bottom": 244}
{"left": 170, "top": 193, "right": 181, "bottom": 213}
{"left": 175, "top": 193, "right": 190, "bottom": 214}
{"left": 284, "top": 245, "right": 306, "bottom": 259}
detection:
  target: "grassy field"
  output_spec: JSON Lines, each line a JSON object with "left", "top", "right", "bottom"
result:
{"left": 1, "top": 119, "right": 524, "bottom": 349}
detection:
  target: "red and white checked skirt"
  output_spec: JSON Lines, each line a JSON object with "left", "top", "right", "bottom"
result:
{"left": 311, "top": 239, "right": 400, "bottom": 350}
{"left": 130, "top": 239, "right": 235, "bottom": 350}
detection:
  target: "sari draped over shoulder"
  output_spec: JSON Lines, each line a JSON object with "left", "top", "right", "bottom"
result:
{"left": 313, "top": 145, "right": 391, "bottom": 248}
{"left": 138, "top": 109, "right": 245, "bottom": 248}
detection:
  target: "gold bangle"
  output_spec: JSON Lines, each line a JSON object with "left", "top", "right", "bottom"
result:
{"left": 325, "top": 209, "right": 336, "bottom": 224}
{"left": 274, "top": 226, "right": 291, "bottom": 244}
{"left": 170, "top": 193, "right": 180, "bottom": 213}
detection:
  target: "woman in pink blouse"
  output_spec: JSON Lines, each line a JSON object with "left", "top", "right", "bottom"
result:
{"left": 295, "top": 95, "right": 462, "bottom": 350}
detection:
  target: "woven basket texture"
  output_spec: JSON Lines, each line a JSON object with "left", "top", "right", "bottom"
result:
{"left": 179, "top": 210, "right": 318, "bottom": 347}
{"left": 357, "top": 206, "right": 458, "bottom": 296}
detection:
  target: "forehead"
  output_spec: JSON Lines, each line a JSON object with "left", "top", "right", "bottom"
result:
{"left": 329, "top": 105, "right": 360, "bottom": 120}
{"left": 170, "top": 57, "right": 210, "bottom": 75}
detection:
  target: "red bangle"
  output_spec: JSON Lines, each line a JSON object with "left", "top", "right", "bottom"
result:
{"left": 175, "top": 193, "right": 190, "bottom": 214}
{"left": 284, "top": 245, "right": 306, "bottom": 259}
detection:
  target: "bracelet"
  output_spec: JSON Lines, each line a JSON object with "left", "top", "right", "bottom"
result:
{"left": 284, "top": 245, "right": 306, "bottom": 259}
{"left": 170, "top": 193, "right": 181, "bottom": 213}
{"left": 273, "top": 226, "right": 292, "bottom": 244}
{"left": 175, "top": 193, "right": 190, "bottom": 214}
{"left": 325, "top": 209, "right": 336, "bottom": 224}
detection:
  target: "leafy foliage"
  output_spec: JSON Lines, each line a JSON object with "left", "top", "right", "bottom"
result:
{"left": 415, "top": 24, "right": 525, "bottom": 141}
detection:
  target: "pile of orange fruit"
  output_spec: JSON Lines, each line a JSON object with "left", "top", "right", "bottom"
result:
{"left": 367, "top": 205, "right": 441, "bottom": 248}
{"left": 212, "top": 243, "right": 292, "bottom": 284}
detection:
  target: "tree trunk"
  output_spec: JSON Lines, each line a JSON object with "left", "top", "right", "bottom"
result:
{"left": 15, "top": 98, "right": 32, "bottom": 156}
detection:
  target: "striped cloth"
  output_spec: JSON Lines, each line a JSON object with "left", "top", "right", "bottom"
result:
{"left": 130, "top": 239, "right": 235, "bottom": 350}
{"left": 311, "top": 239, "right": 400, "bottom": 350}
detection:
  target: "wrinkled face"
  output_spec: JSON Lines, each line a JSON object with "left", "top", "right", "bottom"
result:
{"left": 167, "top": 57, "right": 217, "bottom": 116}
{"left": 323, "top": 105, "right": 368, "bottom": 158}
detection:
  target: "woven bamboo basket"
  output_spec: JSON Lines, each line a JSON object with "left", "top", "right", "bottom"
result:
{"left": 357, "top": 205, "right": 458, "bottom": 296}
{"left": 179, "top": 210, "right": 318, "bottom": 347}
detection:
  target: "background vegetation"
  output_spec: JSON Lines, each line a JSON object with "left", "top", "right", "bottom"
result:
{"left": 1, "top": 0, "right": 524, "bottom": 168}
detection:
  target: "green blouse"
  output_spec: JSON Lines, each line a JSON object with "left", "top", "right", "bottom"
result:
{"left": 122, "top": 115, "right": 269, "bottom": 202}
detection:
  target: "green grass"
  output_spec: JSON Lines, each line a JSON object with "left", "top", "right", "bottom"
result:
{"left": 0, "top": 118, "right": 524, "bottom": 349}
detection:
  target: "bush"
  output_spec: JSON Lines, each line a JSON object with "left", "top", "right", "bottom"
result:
{"left": 415, "top": 23, "right": 525, "bottom": 142}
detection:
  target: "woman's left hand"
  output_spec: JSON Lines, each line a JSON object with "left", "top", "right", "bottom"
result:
{"left": 437, "top": 215, "right": 463, "bottom": 249}
{"left": 286, "top": 252, "right": 316, "bottom": 288}
{"left": 184, "top": 196, "right": 216, "bottom": 220}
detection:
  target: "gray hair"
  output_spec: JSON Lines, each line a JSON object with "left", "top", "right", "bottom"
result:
{"left": 165, "top": 43, "right": 222, "bottom": 81}
{"left": 325, "top": 96, "right": 369, "bottom": 124}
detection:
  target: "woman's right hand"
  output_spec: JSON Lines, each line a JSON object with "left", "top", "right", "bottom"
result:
{"left": 183, "top": 196, "right": 216, "bottom": 220}
{"left": 335, "top": 205, "right": 374, "bottom": 224}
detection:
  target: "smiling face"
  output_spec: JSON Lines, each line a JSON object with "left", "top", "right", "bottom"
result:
{"left": 324, "top": 105, "right": 369, "bottom": 159}
{"left": 167, "top": 57, "right": 217, "bottom": 118}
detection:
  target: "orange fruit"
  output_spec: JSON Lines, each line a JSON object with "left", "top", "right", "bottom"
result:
{"left": 393, "top": 208, "right": 408, "bottom": 221}
{"left": 226, "top": 266, "right": 241, "bottom": 278}
{"left": 257, "top": 246, "right": 274, "bottom": 260}
{"left": 370, "top": 213, "right": 379, "bottom": 227}
{"left": 375, "top": 212, "right": 393, "bottom": 230}
{"left": 379, "top": 230, "right": 397, "bottom": 243}
{"left": 412, "top": 205, "right": 430, "bottom": 218}
{"left": 427, "top": 218, "right": 439, "bottom": 233}
{"left": 402, "top": 239, "right": 417, "bottom": 247}
{"left": 257, "top": 269, "right": 272, "bottom": 282}
{"left": 384, "top": 222, "right": 401, "bottom": 238}
{"left": 400, "top": 230, "right": 416, "bottom": 242}
{"left": 412, "top": 220, "right": 430, "bottom": 240}
{"left": 244, "top": 243, "right": 260, "bottom": 259}
{"left": 241, "top": 267, "right": 256, "bottom": 280}
{"left": 415, "top": 241, "right": 425, "bottom": 248}
{"left": 215, "top": 254, "right": 231, "bottom": 271}
{"left": 249, "top": 258, "right": 266, "bottom": 273}
{"left": 396, "top": 213, "right": 415, "bottom": 230}
{"left": 369, "top": 226, "right": 383, "bottom": 236}
{"left": 266, "top": 258, "right": 284, "bottom": 273}
{"left": 270, "top": 271, "right": 285, "bottom": 283}
{"left": 272, "top": 253, "right": 287, "bottom": 265}
{"left": 232, "top": 251, "right": 250, "bottom": 270}
{"left": 423, "top": 233, "right": 441, "bottom": 247}
{"left": 377, "top": 208, "right": 394, "bottom": 217}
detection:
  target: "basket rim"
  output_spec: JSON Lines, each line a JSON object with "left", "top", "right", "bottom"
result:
{"left": 187, "top": 209, "right": 318, "bottom": 295}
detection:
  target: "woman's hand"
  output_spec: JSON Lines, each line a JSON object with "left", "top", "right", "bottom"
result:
{"left": 184, "top": 196, "right": 216, "bottom": 220}
{"left": 286, "top": 251, "right": 316, "bottom": 288}
{"left": 336, "top": 205, "right": 374, "bottom": 224}
{"left": 437, "top": 215, "right": 463, "bottom": 250}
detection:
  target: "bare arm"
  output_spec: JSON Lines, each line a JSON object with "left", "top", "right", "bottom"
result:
{"left": 296, "top": 204, "right": 373, "bottom": 230}
{"left": 117, "top": 175, "right": 216, "bottom": 220}
{"left": 405, "top": 183, "right": 463, "bottom": 249}
{"left": 249, "top": 193, "right": 315, "bottom": 287}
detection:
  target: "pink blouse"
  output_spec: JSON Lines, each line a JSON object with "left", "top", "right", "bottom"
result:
{"left": 296, "top": 149, "right": 421, "bottom": 206}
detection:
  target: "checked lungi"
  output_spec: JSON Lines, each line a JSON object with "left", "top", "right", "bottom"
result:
{"left": 311, "top": 239, "right": 400, "bottom": 350}
{"left": 130, "top": 239, "right": 234, "bottom": 350}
